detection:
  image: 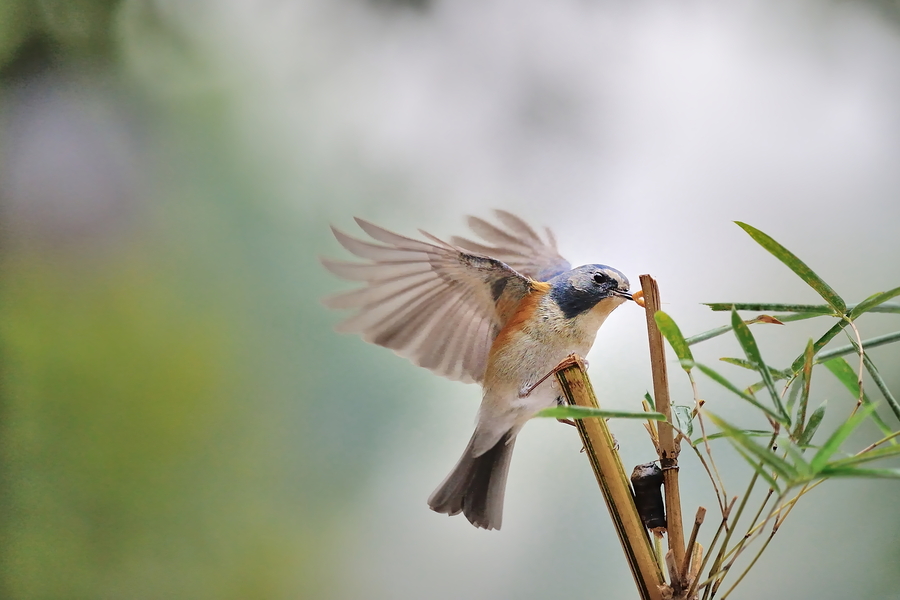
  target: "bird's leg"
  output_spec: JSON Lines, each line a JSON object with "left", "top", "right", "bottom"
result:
{"left": 552, "top": 396, "right": 575, "bottom": 427}
{"left": 519, "top": 354, "right": 585, "bottom": 398}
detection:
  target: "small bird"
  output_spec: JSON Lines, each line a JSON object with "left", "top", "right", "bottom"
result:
{"left": 321, "top": 210, "right": 633, "bottom": 530}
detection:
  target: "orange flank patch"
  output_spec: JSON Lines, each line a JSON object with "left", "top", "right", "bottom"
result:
{"left": 489, "top": 283, "right": 548, "bottom": 359}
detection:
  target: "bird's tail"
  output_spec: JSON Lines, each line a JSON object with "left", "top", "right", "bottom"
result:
{"left": 427, "top": 431, "right": 516, "bottom": 530}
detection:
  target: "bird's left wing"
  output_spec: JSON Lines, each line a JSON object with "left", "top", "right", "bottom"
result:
{"left": 450, "top": 210, "right": 571, "bottom": 282}
{"left": 321, "top": 218, "right": 541, "bottom": 384}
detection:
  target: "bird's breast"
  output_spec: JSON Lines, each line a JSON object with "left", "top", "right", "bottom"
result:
{"left": 485, "top": 290, "right": 603, "bottom": 391}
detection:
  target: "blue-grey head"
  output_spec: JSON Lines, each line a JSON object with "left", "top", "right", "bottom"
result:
{"left": 548, "top": 264, "right": 632, "bottom": 319}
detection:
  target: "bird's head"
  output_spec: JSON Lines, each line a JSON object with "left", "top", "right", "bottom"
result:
{"left": 548, "top": 264, "right": 632, "bottom": 319}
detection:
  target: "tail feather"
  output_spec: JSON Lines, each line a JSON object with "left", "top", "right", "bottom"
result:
{"left": 428, "top": 432, "right": 516, "bottom": 530}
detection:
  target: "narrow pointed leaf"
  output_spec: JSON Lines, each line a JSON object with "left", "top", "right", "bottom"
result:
{"left": 735, "top": 222, "right": 846, "bottom": 314}
{"left": 790, "top": 320, "right": 849, "bottom": 373}
{"left": 810, "top": 404, "right": 876, "bottom": 473}
{"left": 823, "top": 357, "right": 893, "bottom": 437}
{"left": 685, "top": 312, "right": 825, "bottom": 346}
{"left": 792, "top": 339, "right": 814, "bottom": 439}
{"left": 691, "top": 430, "right": 771, "bottom": 444}
{"left": 849, "top": 286, "right": 900, "bottom": 319}
{"left": 781, "top": 442, "right": 813, "bottom": 478}
{"left": 799, "top": 402, "right": 827, "bottom": 447}
{"left": 705, "top": 302, "right": 900, "bottom": 314}
{"left": 643, "top": 392, "right": 655, "bottom": 411}
{"left": 785, "top": 375, "right": 802, "bottom": 419}
{"left": 732, "top": 307, "right": 787, "bottom": 422}
{"left": 655, "top": 311, "right": 693, "bottom": 368}
{"left": 673, "top": 405, "right": 694, "bottom": 438}
{"left": 535, "top": 406, "right": 667, "bottom": 420}
{"left": 707, "top": 413, "right": 798, "bottom": 481}
{"left": 816, "top": 467, "right": 900, "bottom": 480}
{"left": 746, "top": 368, "right": 793, "bottom": 395}
{"left": 720, "top": 357, "right": 757, "bottom": 370}
{"left": 694, "top": 363, "right": 785, "bottom": 422}
{"left": 733, "top": 446, "right": 782, "bottom": 492}
{"left": 827, "top": 445, "right": 900, "bottom": 469}
{"left": 705, "top": 303, "right": 834, "bottom": 313}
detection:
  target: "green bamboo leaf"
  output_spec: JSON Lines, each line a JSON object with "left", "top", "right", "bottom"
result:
{"left": 535, "top": 406, "right": 667, "bottom": 420}
{"left": 685, "top": 312, "right": 825, "bottom": 346}
{"left": 809, "top": 404, "right": 876, "bottom": 473}
{"left": 785, "top": 375, "right": 802, "bottom": 419}
{"left": 735, "top": 222, "right": 846, "bottom": 314}
{"left": 719, "top": 357, "right": 784, "bottom": 372}
{"left": 705, "top": 302, "right": 900, "bottom": 314}
{"left": 816, "top": 467, "right": 900, "bottom": 480}
{"left": 654, "top": 311, "right": 694, "bottom": 369}
{"left": 746, "top": 368, "right": 793, "bottom": 395}
{"left": 789, "top": 320, "right": 849, "bottom": 373}
{"left": 705, "top": 303, "right": 835, "bottom": 313}
{"left": 822, "top": 357, "right": 863, "bottom": 399}
{"left": 849, "top": 286, "right": 900, "bottom": 319}
{"left": 791, "top": 340, "right": 814, "bottom": 439}
{"left": 643, "top": 392, "right": 655, "bottom": 411}
{"left": 781, "top": 442, "right": 813, "bottom": 479}
{"left": 822, "top": 357, "right": 893, "bottom": 438}
{"left": 731, "top": 307, "right": 787, "bottom": 422}
{"left": 691, "top": 430, "right": 771, "bottom": 444}
{"left": 694, "top": 363, "right": 785, "bottom": 423}
{"left": 733, "top": 446, "right": 782, "bottom": 492}
{"left": 707, "top": 413, "right": 798, "bottom": 481}
{"left": 673, "top": 405, "right": 694, "bottom": 438}
{"left": 798, "top": 402, "right": 827, "bottom": 447}
{"left": 720, "top": 357, "right": 755, "bottom": 369}
{"left": 827, "top": 445, "right": 900, "bottom": 469}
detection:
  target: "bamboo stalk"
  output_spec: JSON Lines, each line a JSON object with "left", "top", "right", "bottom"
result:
{"left": 555, "top": 357, "right": 667, "bottom": 600}
{"left": 681, "top": 507, "right": 707, "bottom": 584}
{"left": 639, "top": 275, "right": 686, "bottom": 574}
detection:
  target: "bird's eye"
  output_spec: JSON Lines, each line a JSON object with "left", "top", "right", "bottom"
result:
{"left": 593, "top": 273, "right": 608, "bottom": 285}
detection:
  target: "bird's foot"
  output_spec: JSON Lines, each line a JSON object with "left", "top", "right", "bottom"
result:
{"left": 519, "top": 354, "right": 587, "bottom": 397}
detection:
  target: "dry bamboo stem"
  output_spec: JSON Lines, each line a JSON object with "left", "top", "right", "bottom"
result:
{"left": 555, "top": 357, "right": 667, "bottom": 600}
{"left": 639, "top": 275, "right": 686, "bottom": 575}
{"left": 682, "top": 507, "right": 707, "bottom": 584}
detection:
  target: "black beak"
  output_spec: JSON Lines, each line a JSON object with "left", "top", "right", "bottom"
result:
{"left": 614, "top": 289, "right": 633, "bottom": 301}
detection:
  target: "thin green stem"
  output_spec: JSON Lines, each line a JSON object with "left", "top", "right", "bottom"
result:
{"left": 719, "top": 532, "right": 776, "bottom": 599}
{"left": 863, "top": 354, "right": 900, "bottom": 421}
{"left": 815, "top": 330, "right": 900, "bottom": 362}
{"left": 686, "top": 498, "right": 734, "bottom": 599}
{"left": 703, "top": 432, "right": 778, "bottom": 599}
{"left": 860, "top": 429, "right": 900, "bottom": 453}
{"left": 721, "top": 487, "right": 774, "bottom": 563}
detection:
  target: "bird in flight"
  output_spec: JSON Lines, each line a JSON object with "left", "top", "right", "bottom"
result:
{"left": 322, "top": 210, "right": 633, "bottom": 530}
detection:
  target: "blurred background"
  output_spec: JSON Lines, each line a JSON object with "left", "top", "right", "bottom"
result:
{"left": 1, "top": 0, "right": 899, "bottom": 598}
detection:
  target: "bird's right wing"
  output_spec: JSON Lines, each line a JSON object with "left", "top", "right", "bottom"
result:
{"left": 321, "top": 218, "right": 543, "bottom": 384}
{"left": 450, "top": 210, "right": 571, "bottom": 282}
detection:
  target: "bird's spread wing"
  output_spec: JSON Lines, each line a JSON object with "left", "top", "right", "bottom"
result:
{"left": 321, "top": 218, "right": 543, "bottom": 384}
{"left": 450, "top": 210, "right": 571, "bottom": 282}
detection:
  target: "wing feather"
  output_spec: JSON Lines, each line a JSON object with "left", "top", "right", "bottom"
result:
{"left": 451, "top": 210, "right": 571, "bottom": 281}
{"left": 322, "top": 218, "right": 539, "bottom": 383}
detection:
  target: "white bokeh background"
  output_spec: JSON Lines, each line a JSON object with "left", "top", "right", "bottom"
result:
{"left": 3, "top": 0, "right": 900, "bottom": 598}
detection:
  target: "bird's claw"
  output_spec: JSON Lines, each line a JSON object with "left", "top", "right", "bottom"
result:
{"left": 519, "top": 354, "right": 587, "bottom": 397}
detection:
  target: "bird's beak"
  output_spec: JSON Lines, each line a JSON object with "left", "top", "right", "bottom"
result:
{"left": 613, "top": 289, "right": 633, "bottom": 301}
